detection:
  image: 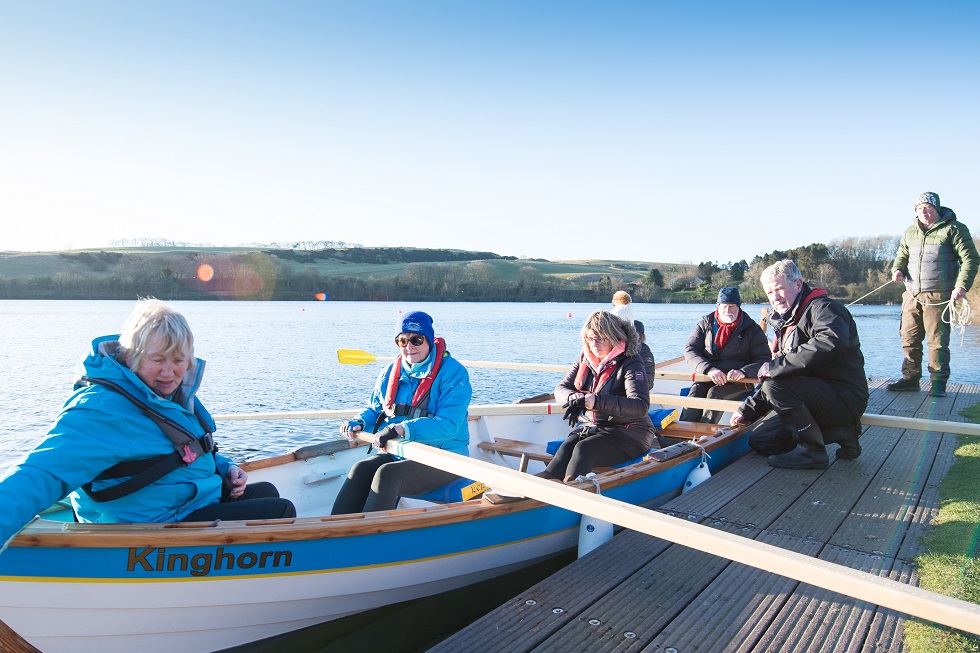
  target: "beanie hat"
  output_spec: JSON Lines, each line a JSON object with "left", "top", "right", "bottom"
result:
{"left": 633, "top": 320, "right": 645, "bottom": 335}
{"left": 611, "top": 302, "right": 635, "bottom": 323}
{"left": 915, "top": 192, "right": 941, "bottom": 211}
{"left": 717, "top": 286, "right": 742, "bottom": 305}
{"left": 398, "top": 311, "right": 435, "bottom": 346}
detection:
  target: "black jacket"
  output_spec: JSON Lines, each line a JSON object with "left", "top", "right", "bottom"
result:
{"left": 684, "top": 310, "right": 771, "bottom": 377}
{"left": 555, "top": 328, "right": 657, "bottom": 451}
{"left": 743, "top": 283, "right": 868, "bottom": 421}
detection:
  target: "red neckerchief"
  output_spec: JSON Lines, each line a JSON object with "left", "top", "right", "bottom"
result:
{"left": 713, "top": 310, "right": 743, "bottom": 350}
{"left": 774, "top": 288, "right": 828, "bottom": 350}
{"left": 573, "top": 341, "right": 626, "bottom": 394}
{"left": 383, "top": 337, "right": 446, "bottom": 417}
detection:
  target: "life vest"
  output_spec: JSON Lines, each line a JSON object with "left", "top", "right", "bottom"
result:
{"left": 78, "top": 376, "right": 216, "bottom": 503}
{"left": 378, "top": 337, "right": 447, "bottom": 428}
{"left": 773, "top": 287, "right": 829, "bottom": 353}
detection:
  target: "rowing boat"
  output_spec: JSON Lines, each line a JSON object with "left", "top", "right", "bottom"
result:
{"left": 0, "top": 362, "right": 751, "bottom": 652}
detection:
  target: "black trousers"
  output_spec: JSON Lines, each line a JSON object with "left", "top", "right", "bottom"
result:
{"left": 331, "top": 453, "right": 461, "bottom": 514}
{"left": 543, "top": 427, "right": 648, "bottom": 481}
{"left": 747, "top": 377, "right": 860, "bottom": 455}
{"left": 680, "top": 381, "right": 753, "bottom": 424}
{"left": 183, "top": 481, "right": 296, "bottom": 522}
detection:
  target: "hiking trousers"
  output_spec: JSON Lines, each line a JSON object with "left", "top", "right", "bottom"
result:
{"left": 900, "top": 290, "right": 950, "bottom": 384}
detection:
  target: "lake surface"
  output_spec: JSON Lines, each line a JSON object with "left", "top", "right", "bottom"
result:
{"left": 2, "top": 299, "right": 979, "bottom": 469}
{"left": 3, "top": 299, "right": 979, "bottom": 651}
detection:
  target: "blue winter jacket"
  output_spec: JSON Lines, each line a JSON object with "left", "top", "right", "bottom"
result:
{"left": 0, "top": 335, "right": 233, "bottom": 548}
{"left": 352, "top": 346, "right": 472, "bottom": 456}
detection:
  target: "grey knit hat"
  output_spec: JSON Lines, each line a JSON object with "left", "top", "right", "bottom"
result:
{"left": 717, "top": 286, "right": 742, "bottom": 305}
{"left": 915, "top": 192, "right": 941, "bottom": 211}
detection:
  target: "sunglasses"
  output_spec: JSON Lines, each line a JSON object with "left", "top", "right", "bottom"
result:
{"left": 395, "top": 334, "right": 427, "bottom": 347}
{"left": 585, "top": 334, "right": 606, "bottom": 344}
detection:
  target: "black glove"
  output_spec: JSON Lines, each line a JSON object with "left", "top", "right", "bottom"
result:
{"left": 374, "top": 425, "right": 399, "bottom": 449}
{"left": 562, "top": 394, "right": 587, "bottom": 427}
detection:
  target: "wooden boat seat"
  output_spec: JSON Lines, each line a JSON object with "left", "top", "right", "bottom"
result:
{"left": 478, "top": 437, "right": 554, "bottom": 472}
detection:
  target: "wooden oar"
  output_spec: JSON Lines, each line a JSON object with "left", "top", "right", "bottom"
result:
{"left": 214, "top": 399, "right": 980, "bottom": 437}
{"left": 339, "top": 348, "right": 758, "bottom": 384}
{"left": 655, "top": 370, "right": 759, "bottom": 384}
{"left": 338, "top": 349, "right": 567, "bottom": 373}
{"left": 214, "top": 403, "right": 568, "bottom": 421}
{"left": 367, "top": 436, "right": 980, "bottom": 636}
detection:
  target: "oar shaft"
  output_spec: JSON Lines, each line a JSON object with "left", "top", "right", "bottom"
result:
{"left": 214, "top": 401, "right": 980, "bottom": 436}
{"left": 655, "top": 371, "right": 759, "bottom": 385}
{"left": 386, "top": 440, "right": 980, "bottom": 636}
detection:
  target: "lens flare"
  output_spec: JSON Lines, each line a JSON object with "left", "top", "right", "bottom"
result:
{"left": 197, "top": 264, "right": 214, "bottom": 282}
{"left": 314, "top": 292, "right": 327, "bottom": 301}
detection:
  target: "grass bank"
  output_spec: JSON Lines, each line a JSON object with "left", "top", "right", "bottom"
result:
{"left": 905, "top": 403, "right": 980, "bottom": 652}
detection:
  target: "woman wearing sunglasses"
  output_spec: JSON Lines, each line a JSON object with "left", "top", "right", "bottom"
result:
{"left": 544, "top": 311, "right": 658, "bottom": 483}
{"left": 332, "top": 311, "right": 472, "bottom": 514}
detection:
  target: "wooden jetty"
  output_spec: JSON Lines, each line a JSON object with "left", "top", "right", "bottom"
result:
{"left": 429, "top": 379, "right": 980, "bottom": 652}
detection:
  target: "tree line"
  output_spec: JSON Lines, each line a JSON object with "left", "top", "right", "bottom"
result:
{"left": 1, "top": 236, "right": 975, "bottom": 305}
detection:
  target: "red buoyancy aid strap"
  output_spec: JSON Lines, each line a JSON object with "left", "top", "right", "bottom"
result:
{"left": 382, "top": 337, "right": 447, "bottom": 419}
{"left": 775, "top": 287, "right": 829, "bottom": 348}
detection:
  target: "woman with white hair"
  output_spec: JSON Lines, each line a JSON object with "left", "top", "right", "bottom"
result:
{"left": 0, "top": 299, "right": 294, "bottom": 552}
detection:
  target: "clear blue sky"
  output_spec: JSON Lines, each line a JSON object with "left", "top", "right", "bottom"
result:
{"left": 1, "top": 1, "right": 977, "bottom": 265}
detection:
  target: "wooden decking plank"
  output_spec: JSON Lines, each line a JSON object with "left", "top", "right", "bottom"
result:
{"left": 861, "top": 560, "right": 917, "bottom": 653}
{"left": 949, "top": 382, "right": 977, "bottom": 418}
{"left": 828, "top": 428, "right": 940, "bottom": 554}
{"left": 866, "top": 377, "right": 899, "bottom": 413}
{"left": 637, "top": 558, "right": 801, "bottom": 653}
{"left": 533, "top": 545, "right": 731, "bottom": 652}
{"left": 660, "top": 454, "right": 813, "bottom": 531}
{"left": 426, "top": 528, "right": 674, "bottom": 653}
{"left": 892, "top": 431, "right": 960, "bottom": 563}
{"left": 746, "top": 546, "right": 898, "bottom": 653}
{"left": 653, "top": 452, "right": 773, "bottom": 518}
{"left": 432, "top": 381, "right": 980, "bottom": 653}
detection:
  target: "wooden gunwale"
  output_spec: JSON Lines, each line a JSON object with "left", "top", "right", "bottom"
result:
{"left": 9, "top": 422, "right": 736, "bottom": 549}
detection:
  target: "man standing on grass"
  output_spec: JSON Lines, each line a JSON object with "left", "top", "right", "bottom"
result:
{"left": 888, "top": 192, "right": 978, "bottom": 398}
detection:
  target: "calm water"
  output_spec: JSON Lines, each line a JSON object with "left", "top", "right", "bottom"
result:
{"left": 3, "top": 299, "right": 979, "bottom": 651}
{"left": 2, "top": 299, "right": 979, "bottom": 470}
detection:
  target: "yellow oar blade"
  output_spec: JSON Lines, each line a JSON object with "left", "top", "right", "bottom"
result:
{"left": 337, "top": 349, "right": 379, "bottom": 366}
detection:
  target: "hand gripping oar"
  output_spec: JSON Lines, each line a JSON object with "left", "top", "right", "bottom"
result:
{"left": 337, "top": 349, "right": 758, "bottom": 383}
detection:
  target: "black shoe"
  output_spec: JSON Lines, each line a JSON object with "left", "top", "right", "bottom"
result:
{"left": 929, "top": 382, "right": 947, "bottom": 398}
{"left": 825, "top": 423, "right": 862, "bottom": 460}
{"left": 768, "top": 445, "right": 830, "bottom": 470}
{"left": 887, "top": 378, "right": 921, "bottom": 392}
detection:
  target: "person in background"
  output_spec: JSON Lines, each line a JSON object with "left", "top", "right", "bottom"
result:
{"left": 545, "top": 311, "right": 658, "bottom": 482}
{"left": 888, "top": 191, "right": 979, "bottom": 398}
{"left": 634, "top": 320, "right": 656, "bottom": 379}
{"left": 0, "top": 299, "right": 295, "bottom": 554}
{"left": 730, "top": 260, "right": 868, "bottom": 469}
{"left": 332, "top": 311, "right": 472, "bottom": 514}
{"left": 680, "top": 286, "right": 770, "bottom": 424}
{"left": 611, "top": 290, "right": 635, "bottom": 324}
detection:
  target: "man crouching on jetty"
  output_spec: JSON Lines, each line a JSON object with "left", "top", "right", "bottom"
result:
{"left": 730, "top": 259, "right": 868, "bottom": 469}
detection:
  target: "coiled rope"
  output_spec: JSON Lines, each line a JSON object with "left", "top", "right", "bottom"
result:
{"left": 845, "top": 279, "right": 972, "bottom": 345}
{"left": 904, "top": 281, "right": 973, "bottom": 346}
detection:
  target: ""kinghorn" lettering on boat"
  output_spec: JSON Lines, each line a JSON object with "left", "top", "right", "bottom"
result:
{"left": 127, "top": 547, "right": 293, "bottom": 577}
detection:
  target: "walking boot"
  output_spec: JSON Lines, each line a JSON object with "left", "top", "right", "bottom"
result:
{"left": 887, "top": 377, "right": 920, "bottom": 392}
{"left": 767, "top": 407, "right": 829, "bottom": 470}
{"left": 825, "top": 423, "right": 862, "bottom": 460}
{"left": 929, "top": 380, "right": 947, "bottom": 398}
